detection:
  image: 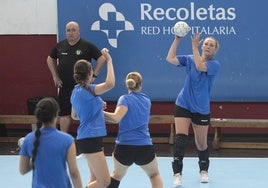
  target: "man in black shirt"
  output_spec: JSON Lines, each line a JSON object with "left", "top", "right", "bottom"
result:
{"left": 47, "top": 21, "right": 105, "bottom": 133}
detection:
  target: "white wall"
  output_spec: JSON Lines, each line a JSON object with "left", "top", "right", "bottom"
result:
{"left": 0, "top": 0, "right": 57, "bottom": 34}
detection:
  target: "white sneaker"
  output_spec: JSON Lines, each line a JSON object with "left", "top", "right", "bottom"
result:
{"left": 172, "top": 173, "right": 182, "bottom": 187}
{"left": 200, "top": 170, "right": 209, "bottom": 183}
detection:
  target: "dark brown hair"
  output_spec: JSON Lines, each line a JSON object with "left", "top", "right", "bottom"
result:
{"left": 73, "top": 59, "right": 93, "bottom": 91}
{"left": 31, "top": 97, "right": 59, "bottom": 169}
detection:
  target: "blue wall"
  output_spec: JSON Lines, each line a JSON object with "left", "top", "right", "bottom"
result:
{"left": 58, "top": 0, "right": 268, "bottom": 102}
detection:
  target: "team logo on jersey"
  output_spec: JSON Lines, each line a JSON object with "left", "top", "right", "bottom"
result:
{"left": 75, "top": 50, "right": 82, "bottom": 55}
{"left": 91, "top": 3, "right": 134, "bottom": 48}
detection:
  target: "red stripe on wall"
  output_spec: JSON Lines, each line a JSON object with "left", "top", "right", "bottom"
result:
{"left": 0, "top": 35, "right": 57, "bottom": 115}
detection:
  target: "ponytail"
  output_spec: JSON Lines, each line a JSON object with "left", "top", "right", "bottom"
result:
{"left": 31, "top": 97, "right": 59, "bottom": 169}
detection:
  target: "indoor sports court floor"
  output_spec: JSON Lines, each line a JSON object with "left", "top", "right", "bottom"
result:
{"left": 1, "top": 155, "right": 268, "bottom": 188}
{"left": 1, "top": 134, "right": 268, "bottom": 188}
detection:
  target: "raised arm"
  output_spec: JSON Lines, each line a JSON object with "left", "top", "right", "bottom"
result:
{"left": 166, "top": 36, "right": 182, "bottom": 66}
{"left": 191, "top": 33, "right": 207, "bottom": 72}
{"left": 94, "top": 48, "right": 115, "bottom": 95}
{"left": 91, "top": 55, "right": 106, "bottom": 83}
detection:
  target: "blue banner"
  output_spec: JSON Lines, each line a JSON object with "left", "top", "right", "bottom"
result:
{"left": 58, "top": 0, "right": 268, "bottom": 101}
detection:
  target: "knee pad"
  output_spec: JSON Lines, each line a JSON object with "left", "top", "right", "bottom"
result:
{"left": 198, "top": 148, "right": 210, "bottom": 171}
{"left": 107, "top": 177, "right": 120, "bottom": 188}
{"left": 174, "top": 134, "right": 188, "bottom": 160}
{"left": 198, "top": 148, "right": 209, "bottom": 160}
{"left": 172, "top": 159, "right": 183, "bottom": 174}
{"left": 199, "top": 160, "right": 210, "bottom": 172}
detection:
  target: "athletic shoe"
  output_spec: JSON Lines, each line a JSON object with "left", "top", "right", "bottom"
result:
{"left": 200, "top": 170, "right": 209, "bottom": 183}
{"left": 172, "top": 173, "right": 182, "bottom": 187}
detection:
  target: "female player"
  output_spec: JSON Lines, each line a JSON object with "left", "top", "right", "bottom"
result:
{"left": 71, "top": 48, "right": 115, "bottom": 188}
{"left": 19, "top": 97, "right": 82, "bottom": 188}
{"left": 104, "top": 72, "right": 163, "bottom": 188}
{"left": 166, "top": 33, "right": 220, "bottom": 187}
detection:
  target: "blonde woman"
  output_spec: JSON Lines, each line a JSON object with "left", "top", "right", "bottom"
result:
{"left": 104, "top": 72, "right": 163, "bottom": 188}
{"left": 166, "top": 33, "right": 220, "bottom": 187}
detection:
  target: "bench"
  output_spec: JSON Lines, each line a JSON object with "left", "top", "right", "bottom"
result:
{"left": 1, "top": 115, "right": 268, "bottom": 149}
{"left": 0, "top": 115, "right": 175, "bottom": 144}
{"left": 211, "top": 118, "right": 268, "bottom": 149}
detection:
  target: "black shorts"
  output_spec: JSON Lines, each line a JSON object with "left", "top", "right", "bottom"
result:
{"left": 76, "top": 137, "right": 104, "bottom": 154}
{"left": 58, "top": 87, "right": 73, "bottom": 116}
{"left": 174, "top": 105, "right": 210, "bottom": 126}
{"left": 113, "top": 145, "right": 155, "bottom": 166}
